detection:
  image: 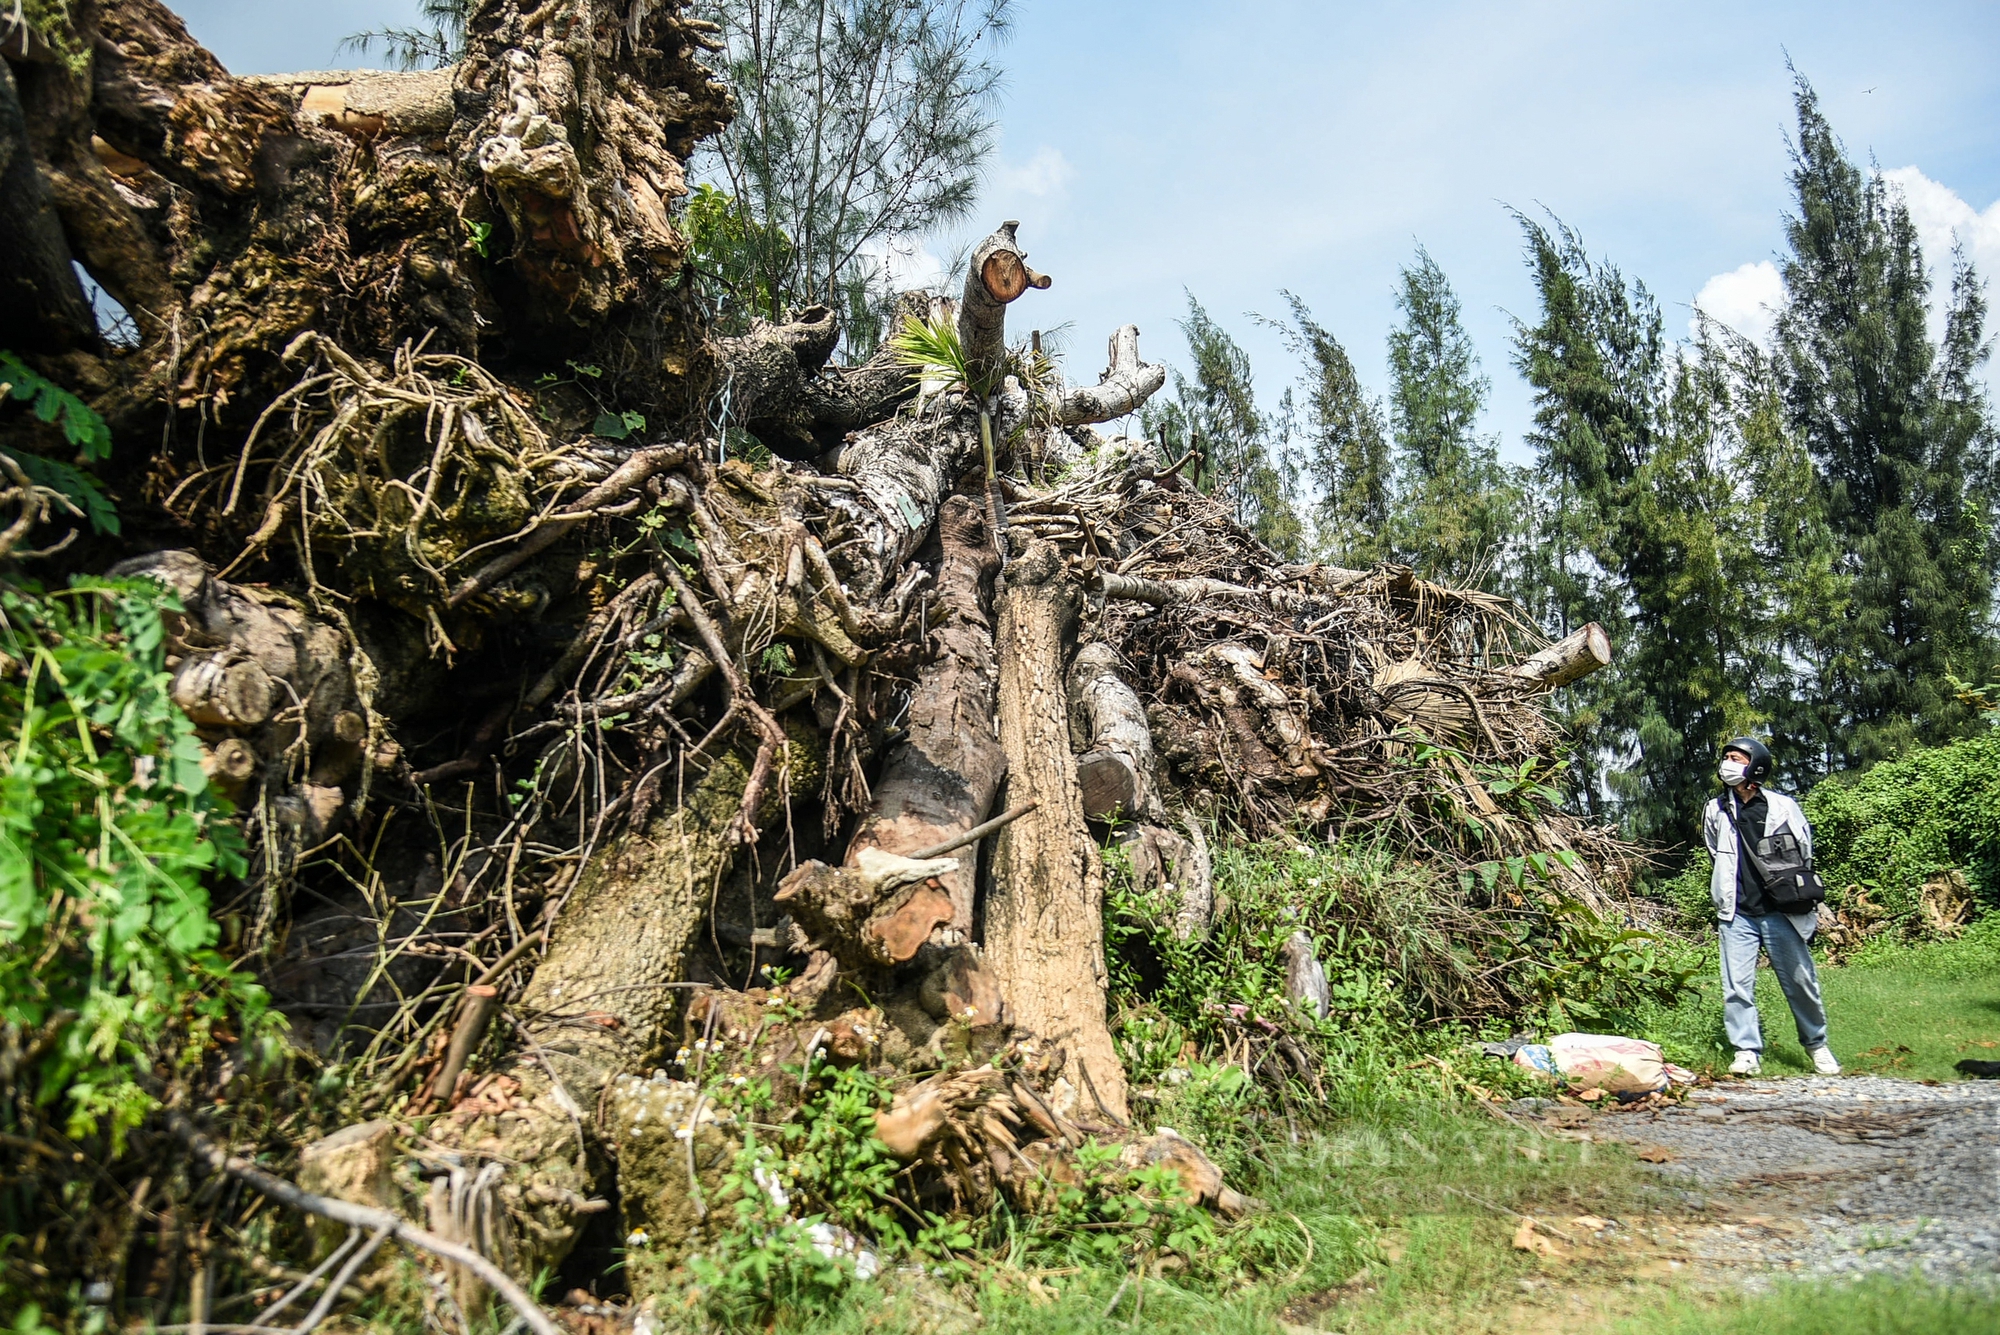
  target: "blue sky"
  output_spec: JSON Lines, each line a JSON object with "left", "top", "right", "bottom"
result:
{"left": 173, "top": 0, "right": 2000, "bottom": 462}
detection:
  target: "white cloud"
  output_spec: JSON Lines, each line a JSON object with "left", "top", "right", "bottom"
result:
{"left": 859, "top": 235, "right": 949, "bottom": 293}
{"left": 1692, "top": 260, "right": 1785, "bottom": 346}
{"left": 989, "top": 146, "right": 1075, "bottom": 200}
{"left": 1882, "top": 166, "right": 2000, "bottom": 336}
{"left": 1694, "top": 172, "right": 2000, "bottom": 355}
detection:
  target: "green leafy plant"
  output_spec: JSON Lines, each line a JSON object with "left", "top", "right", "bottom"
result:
{"left": 784, "top": 1064, "right": 897, "bottom": 1235}
{"left": 681, "top": 183, "right": 797, "bottom": 327}
{"left": 684, "top": 1134, "right": 858, "bottom": 1326}
{"left": 592, "top": 409, "right": 647, "bottom": 441}
{"left": 1512, "top": 899, "right": 1697, "bottom": 1028}
{"left": 1803, "top": 729, "right": 2000, "bottom": 923}
{"left": 1, "top": 351, "right": 118, "bottom": 536}
{"left": 0, "top": 577, "right": 270, "bottom": 1149}
{"left": 888, "top": 312, "right": 983, "bottom": 399}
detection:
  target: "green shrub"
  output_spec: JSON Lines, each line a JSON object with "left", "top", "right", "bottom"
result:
{"left": 1661, "top": 860, "right": 1714, "bottom": 929}
{"left": 1105, "top": 833, "right": 1693, "bottom": 1116}
{"left": 0, "top": 577, "right": 272, "bottom": 1148}
{"left": 1, "top": 351, "right": 118, "bottom": 536}
{"left": 1802, "top": 729, "right": 2000, "bottom": 921}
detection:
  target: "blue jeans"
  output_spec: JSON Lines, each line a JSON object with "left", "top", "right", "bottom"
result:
{"left": 1719, "top": 913, "right": 1828, "bottom": 1053}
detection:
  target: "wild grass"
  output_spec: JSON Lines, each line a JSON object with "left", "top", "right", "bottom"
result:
{"left": 1630, "top": 917, "right": 2000, "bottom": 1081}
{"left": 1613, "top": 1273, "right": 2000, "bottom": 1334}
{"left": 745, "top": 1093, "right": 1661, "bottom": 1335}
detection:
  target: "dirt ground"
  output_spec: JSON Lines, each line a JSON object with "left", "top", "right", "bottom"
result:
{"left": 1595, "top": 1074, "right": 2000, "bottom": 1282}
{"left": 1489, "top": 1074, "right": 1999, "bottom": 1329}
{"left": 1280, "top": 1075, "right": 2000, "bottom": 1333}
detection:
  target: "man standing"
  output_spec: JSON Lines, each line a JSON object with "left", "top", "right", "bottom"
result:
{"left": 1702, "top": 737, "right": 1841, "bottom": 1077}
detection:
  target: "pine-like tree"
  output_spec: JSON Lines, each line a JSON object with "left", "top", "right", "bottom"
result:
{"left": 1612, "top": 326, "right": 1786, "bottom": 840}
{"left": 1144, "top": 294, "right": 1305, "bottom": 557}
{"left": 1776, "top": 76, "right": 1998, "bottom": 765}
{"left": 1511, "top": 215, "right": 1785, "bottom": 843}
{"left": 1728, "top": 333, "right": 1851, "bottom": 790}
{"left": 1265, "top": 292, "right": 1392, "bottom": 566}
{"left": 1383, "top": 249, "right": 1521, "bottom": 589}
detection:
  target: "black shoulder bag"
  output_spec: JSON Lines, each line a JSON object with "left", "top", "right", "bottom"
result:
{"left": 1717, "top": 795, "right": 1826, "bottom": 914}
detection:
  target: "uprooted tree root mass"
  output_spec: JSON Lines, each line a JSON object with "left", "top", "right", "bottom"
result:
{"left": 0, "top": 1, "right": 1644, "bottom": 1327}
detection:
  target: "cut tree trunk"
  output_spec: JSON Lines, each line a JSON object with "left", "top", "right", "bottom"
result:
{"left": 839, "top": 494, "right": 1005, "bottom": 953}
{"left": 1069, "top": 640, "right": 1164, "bottom": 822}
{"left": 958, "top": 221, "right": 1051, "bottom": 390}
{"left": 423, "top": 730, "right": 820, "bottom": 1275}
{"left": 106, "top": 550, "right": 370, "bottom": 852}
{"left": 824, "top": 222, "right": 1051, "bottom": 600}
{"left": 986, "top": 539, "right": 1129, "bottom": 1123}
{"left": 1507, "top": 621, "right": 1613, "bottom": 691}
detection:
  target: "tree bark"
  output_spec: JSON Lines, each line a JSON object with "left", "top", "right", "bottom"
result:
{"left": 1068, "top": 640, "right": 1164, "bottom": 822}
{"left": 958, "top": 221, "right": 1050, "bottom": 390}
{"left": 428, "top": 729, "right": 819, "bottom": 1274}
{"left": 1, "top": 0, "right": 732, "bottom": 446}
{"left": 0, "top": 59, "right": 96, "bottom": 352}
{"left": 1507, "top": 621, "right": 1613, "bottom": 691}
{"left": 716, "top": 306, "right": 919, "bottom": 458}
{"left": 1049, "top": 323, "right": 1168, "bottom": 427}
{"left": 987, "top": 539, "right": 1128, "bottom": 1123}
{"left": 840, "top": 494, "right": 1005, "bottom": 952}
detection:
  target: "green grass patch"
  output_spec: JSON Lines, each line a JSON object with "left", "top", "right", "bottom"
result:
{"left": 1615, "top": 1273, "right": 2000, "bottom": 1334}
{"left": 1630, "top": 922, "right": 2000, "bottom": 1081}
{"left": 755, "top": 1097, "right": 1661, "bottom": 1335}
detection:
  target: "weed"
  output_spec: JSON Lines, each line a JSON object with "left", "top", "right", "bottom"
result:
{"left": 1, "top": 350, "right": 118, "bottom": 535}
{"left": 0, "top": 577, "right": 272, "bottom": 1148}
{"left": 1614, "top": 1272, "right": 2000, "bottom": 1334}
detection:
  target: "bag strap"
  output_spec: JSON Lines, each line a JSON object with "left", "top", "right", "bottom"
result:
{"left": 1717, "top": 794, "right": 1750, "bottom": 873}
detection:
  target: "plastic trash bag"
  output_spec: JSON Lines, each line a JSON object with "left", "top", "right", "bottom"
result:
{"left": 1512, "top": 1033, "right": 1694, "bottom": 1093}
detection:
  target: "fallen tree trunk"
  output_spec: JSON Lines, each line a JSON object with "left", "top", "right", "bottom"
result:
{"left": 839, "top": 494, "right": 1006, "bottom": 953}
{"left": 1507, "top": 621, "right": 1614, "bottom": 691}
{"left": 987, "top": 539, "right": 1129, "bottom": 1123}
{"left": 1069, "top": 640, "right": 1165, "bottom": 822}
{"left": 423, "top": 730, "right": 819, "bottom": 1275}
{"left": 1, "top": 11, "right": 1654, "bottom": 1324}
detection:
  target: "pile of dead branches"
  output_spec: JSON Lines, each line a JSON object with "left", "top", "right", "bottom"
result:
{"left": 0, "top": 0, "right": 1648, "bottom": 1314}
{"left": 1011, "top": 446, "right": 1632, "bottom": 912}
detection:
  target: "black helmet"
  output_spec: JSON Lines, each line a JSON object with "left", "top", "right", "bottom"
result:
{"left": 1722, "top": 736, "right": 1772, "bottom": 782}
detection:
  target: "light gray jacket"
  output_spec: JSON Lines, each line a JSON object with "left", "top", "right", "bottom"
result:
{"left": 1702, "top": 787, "right": 1818, "bottom": 941}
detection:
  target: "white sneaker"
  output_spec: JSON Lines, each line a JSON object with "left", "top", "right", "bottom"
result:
{"left": 1729, "top": 1050, "right": 1761, "bottom": 1076}
{"left": 1809, "top": 1046, "right": 1842, "bottom": 1076}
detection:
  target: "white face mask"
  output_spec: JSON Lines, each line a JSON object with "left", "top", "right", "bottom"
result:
{"left": 1718, "top": 758, "right": 1748, "bottom": 787}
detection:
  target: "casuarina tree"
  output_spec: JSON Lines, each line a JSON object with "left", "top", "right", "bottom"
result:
{"left": 1777, "top": 74, "right": 1998, "bottom": 767}
{"left": 1385, "top": 248, "right": 1520, "bottom": 590}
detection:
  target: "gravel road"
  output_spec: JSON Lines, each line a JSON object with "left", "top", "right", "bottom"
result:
{"left": 1595, "top": 1075, "right": 2000, "bottom": 1284}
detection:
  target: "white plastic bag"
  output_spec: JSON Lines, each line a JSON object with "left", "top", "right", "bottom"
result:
{"left": 1514, "top": 1032, "right": 1668, "bottom": 1093}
